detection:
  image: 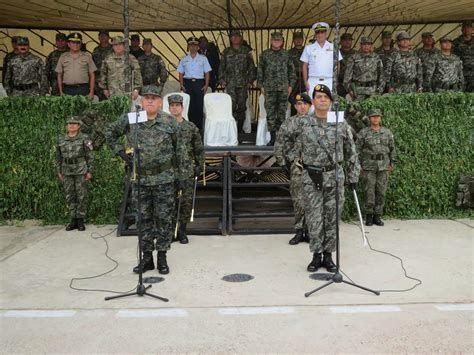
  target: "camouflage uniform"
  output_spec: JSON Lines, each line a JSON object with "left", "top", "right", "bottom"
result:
{"left": 4, "top": 53, "right": 47, "bottom": 96}
{"left": 453, "top": 35, "right": 473, "bottom": 92}
{"left": 219, "top": 44, "right": 256, "bottom": 131}
{"left": 283, "top": 115, "right": 360, "bottom": 253}
{"left": 356, "top": 121, "right": 395, "bottom": 216}
{"left": 287, "top": 46, "right": 305, "bottom": 112}
{"left": 99, "top": 53, "right": 143, "bottom": 96}
{"left": 344, "top": 51, "right": 384, "bottom": 100}
{"left": 106, "top": 110, "right": 187, "bottom": 252}
{"left": 338, "top": 47, "right": 357, "bottom": 96}
{"left": 45, "top": 49, "right": 68, "bottom": 95}
{"left": 2, "top": 51, "right": 17, "bottom": 84}
{"left": 92, "top": 44, "right": 113, "bottom": 99}
{"left": 257, "top": 45, "right": 296, "bottom": 132}
{"left": 138, "top": 53, "right": 168, "bottom": 91}
{"left": 414, "top": 47, "right": 440, "bottom": 91}
{"left": 375, "top": 47, "right": 395, "bottom": 70}
{"left": 425, "top": 52, "right": 464, "bottom": 92}
{"left": 385, "top": 50, "right": 423, "bottom": 92}
{"left": 55, "top": 129, "right": 94, "bottom": 219}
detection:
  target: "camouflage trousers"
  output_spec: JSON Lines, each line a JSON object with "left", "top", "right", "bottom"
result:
{"left": 353, "top": 85, "right": 379, "bottom": 101}
{"left": 264, "top": 90, "right": 288, "bottom": 132}
{"left": 289, "top": 167, "right": 305, "bottom": 230}
{"left": 226, "top": 86, "right": 248, "bottom": 132}
{"left": 302, "top": 171, "right": 344, "bottom": 253}
{"left": 465, "top": 75, "right": 473, "bottom": 92}
{"left": 10, "top": 88, "right": 42, "bottom": 96}
{"left": 133, "top": 182, "right": 176, "bottom": 252}
{"left": 392, "top": 83, "right": 417, "bottom": 93}
{"left": 63, "top": 175, "right": 88, "bottom": 218}
{"left": 176, "top": 177, "right": 195, "bottom": 225}
{"left": 363, "top": 170, "right": 389, "bottom": 215}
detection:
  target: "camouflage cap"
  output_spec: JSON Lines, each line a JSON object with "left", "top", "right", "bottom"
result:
{"left": 67, "top": 32, "right": 82, "bottom": 42}
{"left": 167, "top": 94, "right": 183, "bottom": 104}
{"left": 360, "top": 36, "right": 373, "bottom": 44}
{"left": 421, "top": 32, "right": 434, "bottom": 38}
{"left": 396, "top": 31, "right": 411, "bottom": 41}
{"left": 187, "top": 36, "right": 199, "bottom": 44}
{"left": 141, "top": 85, "right": 162, "bottom": 97}
{"left": 312, "top": 84, "right": 333, "bottom": 101}
{"left": 143, "top": 38, "right": 152, "bottom": 45}
{"left": 66, "top": 116, "right": 82, "bottom": 125}
{"left": 341, "top": 33, "right": 353, "bottom": 40}
{"left": 295, "top": 93, "right": 312, "bottom": 105}
{"left": 381, "top": 31, "right": 392, "bottom": 38}
{"left": 367, "top": 108, "right": 383, "bottom": 117}
{"left": 230, "top": 30, "right": 242, "bottom": 37}
{"left": 56, "top": 33, "right": 67, "bottom": 41}
{"left": 17, "top": 36, "right": 29, "bottom": 45}
{"left": 130, "top": 34, "right": 140, "bottom": 41}
{"left": 439, "top": 36, "right": 453, "bottom": 43}
{"left": 111, "top": 36, "right": 126, "bottom": 45}
{"left": 293, "top": 31, "right": 304, "bottom": 39}
{"left": 461, "top": 20, "right": 472, "bottom": 27}
{"left": 271, "top": 31, "right": 283, "bottom": 40}
{"left": 98, "top": 30, "right": 109, "bottom": 37}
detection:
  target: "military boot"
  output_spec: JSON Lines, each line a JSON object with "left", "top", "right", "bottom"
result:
{"left": 65, "top": 218, "right": 78, "bottom": 231}
{"left": 133, "top": 252, "right": 155, "bottom": 273}
{"left": 179, "top": 223, "right": 189, "bottom": 244}
{"left": 289, "top": 229, "right": 304, "bottom": 245}
{"left": 302, "top": 229, "right": 310, "bottom": 243}
{"left": 157, "top": 251, "right": 170, "bottom": 274}
{"left": 77, "top": 218, "right": 86, "bottom": 231}
{"left": 365, "top": 214, "right": 373, "bottom": 226}
{"left": 307, "top": 252, "right": 322, "bottom": 272}
{"left": 322, "top": 252, "right": 337, "bottom": 273}
{"left": 373, "top": 214, "right": 384, "bottom": 226}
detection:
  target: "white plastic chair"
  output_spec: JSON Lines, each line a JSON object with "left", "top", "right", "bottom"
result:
{"left": 162, "top": 92, "right": 190, "bottom": 120}
{"left": 256, "top": 94, "right": 271, "bottom": 146}
{"left": 243, "top": 95, "right": 253, "bottom": 134}
{"left": 203, "top": 93, "right": 238, "bottom": 146}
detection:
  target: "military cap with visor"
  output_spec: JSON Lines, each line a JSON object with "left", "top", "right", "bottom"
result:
{"left": 381, "top": 31, "right": 392, "bottom": 38}
{"left": 439, "top": 36, "right": 453, "bottom": 43}
{"left": 187, "top": 36, "right": 199, "bottom": 44}
{"left": 17, "top": 37, "right": 29, "bottom": 45}
{"left": 421, "top": 32, "right": 434, "bottom": 38}
{"left": 66, "top": 116, "right": 82, "bottom": 125}
{"left": 230, "top": 30, "right": 242, "bottom": 37}
{"left": 360, "top": 36, "right": 373, "bottom": 44}
{"left": 168, "top": 94, "right": 183, "bottom": 104}
{"left": 312, "top": 84, "right": 333, "bottom": 101}
{"left": 111, "top": 36, "right": 126, "bottom": 45}
{"left": 396, "top": 31, "right": 411, "bottom": 41}
{"left": 130, "top": 34, "right": 140, "bottom": 41}
{"left": 143, "top": 38, "right": 152, "bottom": 45}
{"left": 311, "top": 22, "right": 329, "bottom": 32}
{"left": 56, "top": 33, "right": 67, "bottom": 41}
{"left": 141, "top": 85, "right": 162, "bottom": 97}
{"left": 341, "top": 33, "right": 353, "bottom": 40}
{"left": 67, "top": 32, "right": 82, "bottom": 42}
{"left": 293, "top": 31, "right": 304, "bottom": 39}
{"left": 295, "top": 93, "right": 312, "bottom": 105}
{"left": 271, "top": 31, "right": 283, "bottom": 40}
{"left": 98, "top": 30, "right": 109, "bottom": 37}
{"left": 367, "top": 108, "right": 383, "bottom": 117}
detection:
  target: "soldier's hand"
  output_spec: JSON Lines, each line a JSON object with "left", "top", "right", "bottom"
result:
{"left": 349, "top": 91, "right": 355, "bottom": 98}
{"left": 348, "top": 182, "right": 357, "bottom": 191}
{"left": 360, "top": 169, "right": 364, "bottom": 177}
{"left": 88, "top": 92, "right": 94, "bottom": 100}
{"left": 58, "top": 173, "right": 64, "bottom": 182}
{"left": 194, "top": 165, "right": 202, "bottom": 177}
{"left": 388, "top": 165, "right": 394, "bottom": 173}
{"left": 220, "top": 81, "right": 227, "bottom": 89}
{"left": 202, "top": 85, "right": 209, "bottom": 93}
{"left": 388, "top": 87, "right": 395, "bottom": 94}
{"left": 180, "top": 85, "right": 186, "bottom": 93}
{"left": 118, "top": 150, "right": 133, "bottom": 167}
{"left": 103, "top": 89, "right": 110, "bottom": 98}
{"left": 131, "top": 89, "right": 139, "bottom": 100}
{"left": 85, "top": 172, "right": 92, "bottom": 181}
{"left": 417, "top": 87, "right": 423, "bottom": 94}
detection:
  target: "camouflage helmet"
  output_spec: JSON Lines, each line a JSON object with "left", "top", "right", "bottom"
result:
{"left": 367, "top": 108, "right": 383, "bottom": 117}
{"left": 17, "top": 37, "right": 29, "bottom": 45}
{"left": 111, "top": 36, "right": 126, "bottom": 45}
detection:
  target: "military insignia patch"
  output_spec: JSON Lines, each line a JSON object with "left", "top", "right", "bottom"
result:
{"left": 85, "top": 140, "right": 93, "bottom": 150}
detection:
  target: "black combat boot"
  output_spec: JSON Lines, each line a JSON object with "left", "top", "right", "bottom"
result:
{"left": 365, "top": 214, "right": 373, "bottom": 226}
{"left": 77, "top": 218, "right": 86, "bottom": 231}
{"left": 302, "top": 229, "right": 310, "bottom": 243}
{"left": 179, "top": 223, "right": 189, "bottom": 244}
{"left": 307, "top": 252, "right": 322, "bottom": 272}
{"left": 289, "top": 229, "right": 304, "bottom": 245}
{"left": 373, "top": 214, "right": 384, "bottom": 226}
{"left": 157, "top": 251, "right": 170, "bottom": 274}
{"left": 322, "top": 252, "right": 337, "bottom": 273}
{"left": 267, "top": 131, "right": 276, "bottom": 146}
{"left": 133, "top": 252, "right": 155, "bottom": 273}
{"left": 66, "top": 218, "right": 78, "bottom": 231}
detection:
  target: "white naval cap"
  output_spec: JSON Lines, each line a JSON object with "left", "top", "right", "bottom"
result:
{"left": 311, "top": 22, "right": 330, "bottom": 31}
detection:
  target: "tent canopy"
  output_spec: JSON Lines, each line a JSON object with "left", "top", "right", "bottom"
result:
{"left": 0, "top": 0, "right": 472, "bottom": 31}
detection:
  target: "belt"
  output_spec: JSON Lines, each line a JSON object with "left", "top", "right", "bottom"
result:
{"left": 184, "top": 78, "right": 204, "bottom": 82}
{"left": 137, "top": 161, "right": 173, "bottom": 176}
{"left": 13, "top": 83, "right": 37, "bottom": 90}
{"left": 64, "top": 83, "right": 89, "bottom": 87}
{"left": 64, "top": 157, "right": 85, "bottom": 164}
{"left": 302, "top": 163, "right": 336, "bottom": 172}
{"left": 367, "top": 154, "right": 386, "bottom": 160}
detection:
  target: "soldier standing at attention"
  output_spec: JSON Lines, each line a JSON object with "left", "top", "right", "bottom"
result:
{"left": 426, "top": 37, "right": 464, "bottom": 92}
{"left": 138, "top": 38, "right": 168, "bottom": 94}
{"left": 274, "top": 93, "right": 313, "bottom": 245}
{"left": 92, "top": 30, "right": 113, "bottom": 100}
{"left": 167, "top": 94, "right": 204, "bottom": 244}
{"left": 177, "top": 37, "right": 212, "bottom": 131}
{"left": 257, "top": 31, "right": 296, "bottom": 145}
{"left": 56, "top": 33, "right": 97, "bottom": 98}
{"left": 2, "top": 36, "right": 19, "bottom": 84}
{"left": 385, "top": 31, "right": 423, "bottom": 93}
{"left": 356, "top": 109, "right": 395, "bottom": 227}
{"left": 129, "top": 34, "right": 145, "bottom": 59}
{"left": 219, "top": 30, "right": 256, "bottom": 133}
{"left": 45, "top": 33, "right": 68, "bottom": 95}
{"left": 375, "top": 31, "right": 395, "bottom": 92}
{"left": 283, "top": 84, "right": 360, "bottom": 273}
{"left": 100, "top": 36, "right": 142, "bottom": 99}
{"left": 106, "top": 85, "right": 187, "bottom": 274}
{"left": 337, "top": 33, "right": 356, "bottom": 97}
{"left": 287, "top": 31, "right": 306, "bottom": 116}
{"left": 453, "top": 20, "right": 473, "bottom": 92}
{"left": 414, "top": 32, "right": 440, "bottom": 91}
{"left": 55, "top": 116, "right": 94, "bottom": 231}
{"left": 344, "top": 36, "right": 385, "bottom": 100}
{"left": 4, "top": 37, "right": 47, "bottom": 96}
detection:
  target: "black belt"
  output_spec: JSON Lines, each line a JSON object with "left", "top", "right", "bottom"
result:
{"left": 13, "top": 83, "right": 37, "bottom": 90}
{"left": 367, "top": 154, "right": 386, "bottom": 160}
{"left": 137, "top": 161, "right": 173, "bottom": 176}
{"left": 302, "top": 163, "right": 336, "bottom": 172}
{"left": 64, "top": 157, "right": 85, "bottom": 164}
{"left": 64, "top": 83, "right": 89, "bottom": 88}
{"left": 184, "top": 78, "right": 204, "bottom": 82}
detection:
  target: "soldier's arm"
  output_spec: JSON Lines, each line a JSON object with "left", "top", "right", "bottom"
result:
{"left": 218, "top": 51, "right": 226, "bottom": 86}
{"left": 159, "top": 58, "right": 169, "bottom": 86}
{"left": 416, "top": 56, "right": 423, "bottom": 91}
{"left": 343, "top": 122, "right": 361, "bottom": 183}
{"left": 384, "top": 53, "right": 394, "bottom": 90}
{"left": 38, "top": 59, "right": 48, "bottom": 95}
{"left": 83, "top": 135, "right": 94, "bottom": 173}
{"left": 287, "top": 55, "right": 296, "bottom": 91}
{"left": 424, "top": 56, "right": 436, "bottom": 92}
{"left": 282, "top": 118, "right": 301, "bottom": 164}
{"left": 248, "top": 52, "right": 257, "bottom": 84}
{"left": 256, "top": 53, "right": 264, "bottom": 88}
{"left": 4, "top": 61, "right": 12, "bottom": 95}
{"left": 458, "top": 60, "right": 465, "bottom": 90}
{"left": 376, "top": 57, "right": 385, "bottom": 94}
{"left": 274, "top": 122, "right": 288, "bottom": 166}
{"left": 132, "top": 57, "right": 143, "bottom": 91}
{"left": 355, "top": 129, "right": 364, "bottom": 155}
{"left": 105, "top": 115, "right": 129, "bottom": 155}
{"left": 343, "top": 56, "right": 354, "bottom": 92}
{"left": 192, "top": 124, "right": 205, "bottom": 169}
{"left": 54, "top": 136, "right": 63, "bottom": 174}
{"left": 173, "top": 125, "right": 188, "bottom": 181}
{"left": 99, "top": 59, "right": 108, "bottom": 89}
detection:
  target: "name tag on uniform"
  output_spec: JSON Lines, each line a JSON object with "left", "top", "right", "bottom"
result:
{"left": 128, "top": 110, "right": 147, "bottom": 124}
{"left": 327, "top": 111, "right": 345, "bottom": 123}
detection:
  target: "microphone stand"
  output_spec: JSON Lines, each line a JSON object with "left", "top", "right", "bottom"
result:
{"left": 105, "top": 105, "right": 168, "bottom": 302}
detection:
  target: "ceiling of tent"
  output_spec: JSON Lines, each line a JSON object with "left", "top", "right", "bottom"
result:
{"left": 0, "top": 0, "right": 472, "bottom": 31}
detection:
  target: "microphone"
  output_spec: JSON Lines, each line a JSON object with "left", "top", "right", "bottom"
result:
{"left": 135, "top": 104, "right": 141, "bottom": 111}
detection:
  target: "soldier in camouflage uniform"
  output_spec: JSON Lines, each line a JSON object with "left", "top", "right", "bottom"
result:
{"left": 425, "top": 37, "right": 464, "bottom": 92}
{"left": 92, "top": 30, "right": 113, "bottom": 100}
{"left": 219, "top": 30, "right": 256, "bottom": 133}
{"left": 356, "top": 109, "right": 395, "bottom": 227}
{"left": 385, "top": 31, "right": 423, "bottom": 93}
{"left": 130, "top": 34, "right": 145, "bottom": 59}
{"left": 138, "top": 38, "right": 168, "bottom": 95}
{"left": 168, "top": 94, "right": 204, "bottom": 244}
{"left": 375, "top": 31, "right": 395, "bottom": 69}
{"left": 275, "top": 93, "right": 312, "bottom": 245}
{"left": 453, "top": 20, "right": 473, "bottom": 92}
{"left": 106, "top": 85, "right": 187, "bottom": 275}
{"left": 414, "top": 32, "right": 440, "bottom": 92}
{"left": 287, "top": 32, "right": 306, "bottom": 116}
{"left": 281, "top": 84, "right": 360, "bottom": 273}
{"left": 99, "top": 36, "right": 143, "bottom": 99}
{"left": 257, "top": 31, "right": 296, "bottom": 145}
{"left": 4, "top": 37, "right": 47, "bottom": 96}
{"left": 344, "top": 36, "right": 385, "bottom": 100}
{"left": 45, "top": 33, "right": 68, "bottom": 95}
{"left": 337, "top": 33, "right": 357, "bottom": 97}
{"left": 2, "top": 36, "right": 19, "bottom": 84}
{"left": 55, "top": 116, "right": 94, "bottom": 231}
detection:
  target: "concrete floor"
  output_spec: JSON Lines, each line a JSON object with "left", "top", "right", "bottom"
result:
{"left": 0, "top": 219, "right": 473, "bottom": 353}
